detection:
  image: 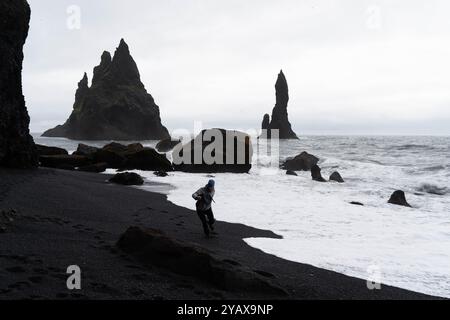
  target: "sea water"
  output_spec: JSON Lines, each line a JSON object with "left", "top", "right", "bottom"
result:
{"left": 34, "top": 134, "right": 450, "bottom": 298}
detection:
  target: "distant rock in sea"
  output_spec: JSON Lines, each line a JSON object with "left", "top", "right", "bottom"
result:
{"left": 42, "top": 39, "right": 170, "bottom": 141}
{"left": 330, "top": 171, "right": 345, "bottom": 183}
{"left": 281, "top": 151, "right": 319, "bottom": 171}
{"left": 260, "top": 70, "right": 298, "bottom": 139}
{"left": 311, "top": 165, "right": 327, "bottom": 182}
{"left": 0, "top": 0, "right": 38, "bottom": 168}
{"left": 109, "top": 172, "right": 144, "bottom": 186}
{"left": 388, "top": 190, "right": 411, "bottom": 207}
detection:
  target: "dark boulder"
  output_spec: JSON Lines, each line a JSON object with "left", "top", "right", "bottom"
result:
{"left": 311, "top": 165, "right": 327, "bottom": 182}
{"left": 109, "top": 172, "right": 144, "bottom": 186}
{"left": 156, "top": 138, "right": 181, "bottom": 153}
{"left": 260, "top": 70, "right": 298, "bottom": 139}
{"left": 77, "top": 162, "right": 108, "bottom": 173}
{"left": 124, "top": 148, "right": 172, "bottom": 171}
{"left": 286, "top": 170, "right": 298, "bottom": 176}
{"left": 35, "top": 144, "right": 68, "bottom": 156}
{"left": 281, "top": 151, "right": 319, "bottom": 171}
{"left": 172, "top": 129, "right": 253, "bottom": 173}
{"left": 42, "top": 39, "right": 171, "bottom": 141}
{"left": 91, "top": 149, "right": 126, "bottom": 168}
{"left": 73, "top": 143, "right": 99, "bottom": 156}
{"left": 39, "top": 155, "right": 91, "bottom": 169}
{"left": 154, "top": 171, "right": 168, "bottom": 177}
{"left": 117, "top": 227, "right": 287, "bottom": 296}
{"left": 330, "top": 171, "right": 345, "bottom": 183}
{"left": 388, "top": 190, "right": 411, "bottom": 207}
{"left": 350, "top": 202, "right": 364, "bottom": 206}
{"left": 0, "top": 0, "right": 38, "bottom": 168}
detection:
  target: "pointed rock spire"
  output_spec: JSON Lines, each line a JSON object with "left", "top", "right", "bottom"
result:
{"left": 43, "top": 39, "right": 170, "bottom": 141}
{"left": 111, "top": 38, "right": 141, "bottom": 84}
{"left": 92, "top": 51, "right": 112, "bottom": 84}
{"left": 261, "top": 70, "right": 298, "bottom": 139}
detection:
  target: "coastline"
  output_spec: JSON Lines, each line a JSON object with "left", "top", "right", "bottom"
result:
{"left": 0, "top": 168, "right": 440, "bottom": 300}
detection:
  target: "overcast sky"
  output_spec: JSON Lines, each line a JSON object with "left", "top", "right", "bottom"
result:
{"left": 24, "top": 0, "right": 450, "bottom": 135}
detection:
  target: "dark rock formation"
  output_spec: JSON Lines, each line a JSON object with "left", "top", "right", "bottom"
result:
{"left": 281, "top": 151, "right": 319, "bottom": 171}
{"left": 350, "top": 202, "right": 364, "bottom": 206}
{"left": 77, "top": 162, "right": 108, "bottom": 173}
{"left": 156, "top": 138, "right": 181, "bottom": 153}
{"left": 153, "top": 171, "right": 168, "bottom": 177}
{"left": 123, "top": 148, "right": 172, "bottom": 171}
{"left": 73, "top": 144, "right": 99, "bottom": 156}
{"left": 0, "top": 0, "right": 37, "bottom": 168}
{"left": 42, "top": 39, "right": 170, "bottom": 141}
{"left": 35, "top": 144, "right": 68, "bottom": 156}
{"left": 117, "top": 227, "right": 287, "bottom": 296}
{"left": 91, "top": 149, "right": 126, "bottom": 168}
{"left": 388, "top": 190, "right": 411, "bottom": 207}
{"left": 109, "top": 172, "right": 144, "bottom": 186}
{"left": 311, "top": 165, "right": 327, "bottom": 182}
{"left": 261, "top": 114, "right": 270, "bottom": 131}
{"left": 286, "top": 170, "right": 298, "bottom": 176}
{"left": 71, "top": 142, "right": 171, "bottom": 171}
{"left": 260, "top": 70, "right": 298, "bottom": 139}
{"left": 330, "top": 171, "right": 345, "bottom": 183}
{"left": 172, "top": 129, "right": 253, "bottom": 173}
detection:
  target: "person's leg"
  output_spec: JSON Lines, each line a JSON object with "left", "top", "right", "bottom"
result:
{"left": 205, "top": 208, "right": 216, "bottom": 229}
{"left": 196, "top": 209, "right": 210, "bottom": 236}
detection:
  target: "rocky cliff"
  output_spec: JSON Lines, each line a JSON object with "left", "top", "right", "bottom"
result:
{"left": 261, "top": 70, "right": 298, "bottom": 139}
{"left": 43, "top": 39, "right": 170, "bottom": 141}
{"left": 0, "top": 0, "right": 38, "bottom": 168}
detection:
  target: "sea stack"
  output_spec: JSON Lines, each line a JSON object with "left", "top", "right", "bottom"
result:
{"left": 260, "top": 70, "right": 298, "bottom": 139}
{"left": 0, "top": 0, "right": 38, "bottom": 168}
{"left": 43, "top": 39, "right": 170, "bottom": 141}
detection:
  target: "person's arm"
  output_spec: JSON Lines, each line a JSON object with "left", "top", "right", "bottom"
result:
{"left": 192, "top": 188, "right": 203, "bottom": 200}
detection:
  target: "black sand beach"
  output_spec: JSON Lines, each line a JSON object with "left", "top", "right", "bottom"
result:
{"left": 0, "top": 168, "right": 438, "bottom": 300}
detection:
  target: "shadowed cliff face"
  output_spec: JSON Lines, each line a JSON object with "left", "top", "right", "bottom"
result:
{"left": 0, "top": 0, "right": 38, "bottom": 168}
{"left": 261, "top": 70, "right": 298, "bottom": 139}
{"left": 43, "top": 39, "right": 170, "bottom": 141}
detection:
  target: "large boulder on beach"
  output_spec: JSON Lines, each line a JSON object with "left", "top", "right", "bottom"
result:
{"left": 73, "top": 144, "right": 99, "bottom": 156}
{"left": 71, "top": 142, "right": 170, "bottom": 171}
{"left": 123, "top": 148, "right": 172, "bottom": 171}
{"left": 109, "top": 172, "right": 144, "bottom": 186}
{"left": 42, "top": 39, "right": 170, "bottom": 141}
{"left": 117, "top": 227, "right": 287, "bottom": 295}
{"left": 0, "top": 0, "right": 38, "bottom": 168}
{"left": 77, "top": 162, "right": 108, "bottom": 173}
{"left": 259, "top": 70, "right": 298, "bottom": 139}
{"left": 281, "top": 151, "right": 319, "bottom": 171}
{"left": 172, "top": 129, "right": 253, "bottom": 173}
{"left": 35, "top": 144, "right": 68, "bottom": 156}
{"left": 388, "top": 190, "right": 411, "bottom": 207}
{"left": 311, "top": 165, "right": 327, "bottom": 182}
{"left": 330, "top": 171, "right": 344, "bottom": 183}
{"left": 156, "top": 138, "right": 181, "bottom": 153}
{"left": 91, "top": 149, "right": 126, "bottom": 168}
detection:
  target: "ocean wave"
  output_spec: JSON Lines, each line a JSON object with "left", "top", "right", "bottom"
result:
{"left": 396, "top": 144, "right": 435, "bottom": 151}
{"left": 422, "top": 165, "right": 446, "bottom": 172}
{"left": 416, "top": 183, "right": 448, "bottom": 196}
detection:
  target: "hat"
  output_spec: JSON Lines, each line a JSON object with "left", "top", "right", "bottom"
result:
{"left": 207, "top": 179, "right": 215, "bottom": 188}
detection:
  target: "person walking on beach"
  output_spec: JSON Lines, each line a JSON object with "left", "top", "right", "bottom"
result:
{"left": 192, "top": 179, "right": 216, "bottom": 237}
